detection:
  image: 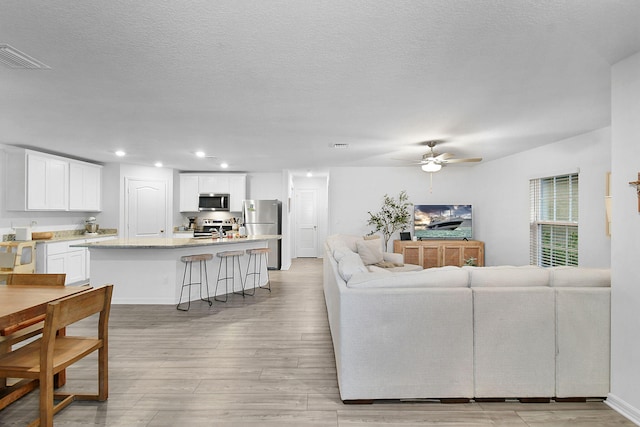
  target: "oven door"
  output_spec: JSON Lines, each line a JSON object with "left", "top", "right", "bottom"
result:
{"left": 198, "top": 193, "right": 230, "bottom": 211}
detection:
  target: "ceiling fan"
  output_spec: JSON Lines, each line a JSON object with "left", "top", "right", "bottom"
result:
{"left": 415, "top": 140, "right": 482, "bottom": 172}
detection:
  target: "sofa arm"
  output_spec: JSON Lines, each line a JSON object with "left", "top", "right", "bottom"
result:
{"left": 383, "top": 252, "right": 403, "bottom": 264}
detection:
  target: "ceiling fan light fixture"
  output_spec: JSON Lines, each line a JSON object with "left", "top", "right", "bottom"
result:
{"left": 421, "top": 162, "right": 442, "bottom": 172}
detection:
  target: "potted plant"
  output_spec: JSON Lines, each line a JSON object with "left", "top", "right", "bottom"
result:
{"left": 367, "top": 190, "right": 412, "bottom": 251}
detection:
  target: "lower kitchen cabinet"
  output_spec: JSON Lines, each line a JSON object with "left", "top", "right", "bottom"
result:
{"left": 36, "top": 236, "right": 116, "bottom": 284}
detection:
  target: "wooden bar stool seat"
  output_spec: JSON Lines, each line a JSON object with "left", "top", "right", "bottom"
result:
{"left": 244, "top": 247, "right": 271, "bottom": 295}
{"left": 177, "top": 253, "right": 213, "bottom": 311}
{"left": 214, "top": 250, "right": 245, "bottom": 302}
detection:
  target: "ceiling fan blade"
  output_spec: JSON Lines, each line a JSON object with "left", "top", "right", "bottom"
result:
{"left": 434, "top": 152, "right": 454, "bottom": 161}
{"left": 443, "top": 157, "right": 483, "bottom": 164}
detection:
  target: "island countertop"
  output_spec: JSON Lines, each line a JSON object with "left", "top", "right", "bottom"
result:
{"left": 72, "top": 235, "right": 281, "bottom": 249}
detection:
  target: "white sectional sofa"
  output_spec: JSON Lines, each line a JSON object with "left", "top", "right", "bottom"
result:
{"left": 323, "top": 234, "right": 611, "bottom": 402}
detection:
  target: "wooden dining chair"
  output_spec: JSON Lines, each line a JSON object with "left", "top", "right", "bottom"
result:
{"left": 6, "top": 273, "right": 67, "bottom": 286}
{"left": 0, "top": 284, "right": 113, "bottom": 427}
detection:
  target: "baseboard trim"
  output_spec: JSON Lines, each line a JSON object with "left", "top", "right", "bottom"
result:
{"left": 606, "top": 393, "right": 640, "bottom": 426}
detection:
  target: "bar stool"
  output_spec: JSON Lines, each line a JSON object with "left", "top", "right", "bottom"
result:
{"left": 214, "top": 250, "right": 245, "bottom": 302}
{"left": 244, "top": 247, "right": 271, "bottom": 296}
{"left": 177, "top": 253, "right": 213, "bottom": 311}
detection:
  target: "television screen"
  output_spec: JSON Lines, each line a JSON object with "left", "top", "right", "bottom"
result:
{"left": 414, "top": 204, "right": 472, "bottom": 240}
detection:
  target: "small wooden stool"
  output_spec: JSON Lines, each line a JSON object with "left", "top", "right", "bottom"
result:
{"left": 177, "top": 253, "right": 213, "bottom": 311}
{"left": 214, "top": 250, "right": 245, "bottom": 302}
{"left": 244, "top": 247, "right": 271, "bottom": 295}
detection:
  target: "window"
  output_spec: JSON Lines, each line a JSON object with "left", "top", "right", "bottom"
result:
{"left": 530, "top": 173, "right": 579, "bottom": 266}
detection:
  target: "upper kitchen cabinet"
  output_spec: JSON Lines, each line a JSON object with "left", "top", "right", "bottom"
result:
{"left": 69, "top": 161, "right": 102, "bottom": 211}
{"left": 5, "top": 148, "right": 102, "bottom": 211}
{"left": 26, "top": 153, "right": 68, "bottom": 210}
{"left": 228, "top": 174, "right": 246, "bottom": 212}
{"left": 198, "top": 174, "right": 230, "bottom": 194}
{"left": 179, "top": 173, "right": 246, "bottom": 212}
{"left": 179, "top": 174, "right": 199, "bottom": 212}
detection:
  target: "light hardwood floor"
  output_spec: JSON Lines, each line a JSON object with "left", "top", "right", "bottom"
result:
{"left": 1, "top": 258, "right": 634, "bottom": 426}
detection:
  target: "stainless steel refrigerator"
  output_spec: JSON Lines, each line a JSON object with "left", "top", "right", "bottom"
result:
{"left": 242, "top": 199, "right": 281, "bottom": 270}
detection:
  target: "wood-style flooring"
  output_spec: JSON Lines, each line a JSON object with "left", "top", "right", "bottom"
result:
{"left": 0, "top": 258, "right": 634, "bottom": 426}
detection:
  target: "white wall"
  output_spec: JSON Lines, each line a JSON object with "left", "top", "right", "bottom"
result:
{"left": 473, "top": 127, "right": 611, "bottom": 267}
{"left": 607, "top": 50, "right": 640, "bottom": 423}
{"left": 328, "top": 128, "right": 611, "bottom": 267}
{"left": 247, "top": 172, "right": 284, "bottom": 200}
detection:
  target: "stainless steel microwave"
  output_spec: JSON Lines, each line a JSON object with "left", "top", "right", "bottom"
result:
{"left": 198, "top": 193, "right": 230, "bottom": 211}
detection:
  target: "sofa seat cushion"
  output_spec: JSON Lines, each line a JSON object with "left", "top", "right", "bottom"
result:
{"left": 465, "top": 265, "right": 549, "bottom": 287}
{"left": 347, "top": 266, "right": 468, "bottom": 289}
{"left": 549, "top": 266, "right": 610, "bottom": 287}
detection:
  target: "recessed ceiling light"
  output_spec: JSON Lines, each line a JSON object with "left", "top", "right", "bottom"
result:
{"left": 154, "top": 162, "right": 163, "bottom": 168}
{"left": 195, "top": 151, "right": 205, "bottom": 158}
{"left": 115, "top": 150, "right": 126, "bottom": 157}
{"left": 220, "top": 162, "right": 229, "bottom": 169}
{"left": 306, "top": 171, "right": 313, "bottom": 177}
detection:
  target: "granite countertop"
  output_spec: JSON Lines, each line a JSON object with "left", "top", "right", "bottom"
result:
{"left": 32, "top": 229, "right": 119, "bottom": 243}
{"left": 71, "top": 235, "right": 281, "bottom": 249}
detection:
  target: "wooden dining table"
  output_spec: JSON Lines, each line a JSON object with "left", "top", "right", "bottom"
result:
{"left": 0, "top": 284, "right": 92, "bottom": 409}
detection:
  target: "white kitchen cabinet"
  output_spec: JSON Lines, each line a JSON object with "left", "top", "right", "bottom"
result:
{"left": 4, "top": 147, "right": 102, "bottom": 212}
{"left": 36, "top": 240, "right": 86, "bottom": 284}
{"left": 69, "top": 161, "right": 102, "bottom": 211}
{"left": 26, "top": 154, "right": 69, "bottom": 210}
{"left": 180, "top": 173, "right": 247, "bottom": 212}
{"left": 179, "top": 174, "right": 199, "bottom": 212}
{"left": 36, "top": 236, "right": 116, "bottom": 285}
{"left": 228, "top": 174, "right": 246, "bottom": 212}
{"left": 198, "top": 174, "right": 230, "bottom": 194}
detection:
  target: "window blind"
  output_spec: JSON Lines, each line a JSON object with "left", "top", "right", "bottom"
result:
{"left": 530, "top": 174, "right": 579, "bottom": 266}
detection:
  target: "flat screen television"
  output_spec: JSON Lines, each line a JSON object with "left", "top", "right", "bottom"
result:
{"left": 414, "top": 204, "right": 472, "bottom": 240}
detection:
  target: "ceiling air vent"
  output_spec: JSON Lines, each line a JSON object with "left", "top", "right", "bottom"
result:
{"left": 330, "top": 143, "right": 349, "bottom": 149}
{"left": 0, "top": 44, "right": 50, "bottom": 69}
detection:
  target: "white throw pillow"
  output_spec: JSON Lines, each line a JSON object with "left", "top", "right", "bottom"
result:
{"left": 338, "top": 252, "right": 368, "bottom": 282}
{"left": 356, "top": 239, "right": 384, "bottom": 265}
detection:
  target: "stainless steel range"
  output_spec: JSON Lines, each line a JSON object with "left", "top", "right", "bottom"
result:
{"left": 193, "top": 218, "right": 232, "bottom": 238}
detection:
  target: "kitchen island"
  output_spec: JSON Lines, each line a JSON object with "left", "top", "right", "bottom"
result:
{"left": 73, "top": 236, "right": 280, "bottom": 304}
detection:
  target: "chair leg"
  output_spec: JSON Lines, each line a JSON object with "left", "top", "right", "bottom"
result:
{"left": 214, "top": 257, "right": 228, "bottom": 302}
{"left": 39, "top": 370, "right": 55, "bottom": 427}
{"left": 98, "top": 346, "right": 108, "bottom": 400}
{"left": 176, "top": 261, "right": 192, "bottom": 311}
{"left": 232, "top": 255, "right": 245, "bottom": 297}
{"left": 198, "top": 260, "right": 213, "bottom": 306}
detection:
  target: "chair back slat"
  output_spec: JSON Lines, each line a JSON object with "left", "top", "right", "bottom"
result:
{"left": 44, "top": 285, "right": 113, "bottom": 335}
{"left": 6, "top": 273, "right": 66, "bottom": 286}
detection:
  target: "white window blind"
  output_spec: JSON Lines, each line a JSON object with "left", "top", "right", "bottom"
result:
{"left": 530, "top": 173, "right": 579, "bottom": 266}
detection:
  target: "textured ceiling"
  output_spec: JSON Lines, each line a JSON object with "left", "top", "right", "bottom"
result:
{"left": 1, "top": 1, "right": 640, "bottom": 173}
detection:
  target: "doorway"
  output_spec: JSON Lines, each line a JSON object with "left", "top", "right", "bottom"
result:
{"left": 125, "top": 178, "right": 168, "bottom": 238}
{"left": 292, "top": 175, "right": 328, "bottom": 258}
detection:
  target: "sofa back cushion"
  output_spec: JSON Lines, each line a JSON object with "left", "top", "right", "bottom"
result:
{"left": 347, "top": 266, "right": 469, "bottom": 289}
{"left": 466, "top": 265, "right": 549, "bottom": 287}
{"left": 549, "top": 266, "right": 611, "bottom": 287}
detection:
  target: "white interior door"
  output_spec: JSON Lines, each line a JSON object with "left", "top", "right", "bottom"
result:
{"left": 126, "top": 179, "right": 167, "bottom": 238}
{"left": 295, "top": 188, "right": 318, "bottom": 257}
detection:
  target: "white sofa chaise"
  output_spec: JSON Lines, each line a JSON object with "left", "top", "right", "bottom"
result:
{"left": 323, "top": 234, "right": 611, "bottom": 402}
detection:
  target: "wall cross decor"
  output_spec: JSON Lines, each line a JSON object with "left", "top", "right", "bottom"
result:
{"left": 629, "top": 173, "right": 640, "bottom": 212}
